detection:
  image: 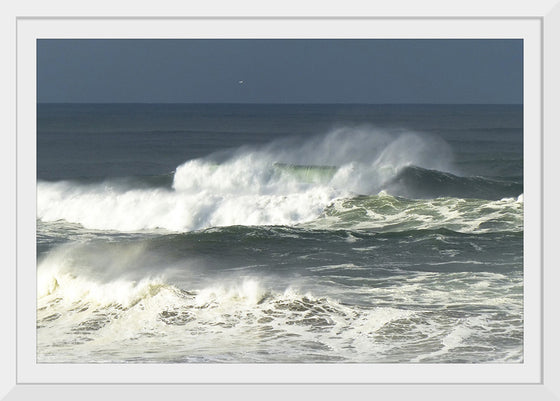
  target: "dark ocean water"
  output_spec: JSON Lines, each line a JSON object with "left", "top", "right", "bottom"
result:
{"left": 36, "top": 103, "right": 523, "bottom": 363}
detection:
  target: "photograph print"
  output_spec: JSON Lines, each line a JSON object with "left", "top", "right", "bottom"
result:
{"left": 36, "top": 39, "right": 523, "bottom": 363}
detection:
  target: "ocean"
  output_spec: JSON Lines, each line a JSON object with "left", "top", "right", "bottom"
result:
{"left": 36, "top": 103, "right": 523, "bottom": 363}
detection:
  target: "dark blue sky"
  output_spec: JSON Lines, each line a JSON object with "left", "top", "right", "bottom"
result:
{"left": 37, "top": 39, "right": 523, "bottom": 104}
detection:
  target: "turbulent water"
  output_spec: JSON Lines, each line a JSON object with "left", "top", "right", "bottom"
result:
{"left": 36, "top": 104, "right": 523, "bottom": 363}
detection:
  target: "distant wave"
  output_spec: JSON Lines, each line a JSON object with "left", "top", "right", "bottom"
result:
{"left": 385, "top": 166, "right": 523, "bottom": 200}
{"left": 37, "top": 128, "right": 523, "bottom": 233}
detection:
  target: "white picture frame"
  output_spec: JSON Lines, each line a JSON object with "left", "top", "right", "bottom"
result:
{"left": 3, "top": 0, "right": 559, "bottom": 399}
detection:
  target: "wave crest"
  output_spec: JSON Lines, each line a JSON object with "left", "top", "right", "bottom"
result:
{"left": 37, "top": 127, "right": 520, "bottom": 233}
{"left": 37, "top": 263, "right": 415, "bottom": 363}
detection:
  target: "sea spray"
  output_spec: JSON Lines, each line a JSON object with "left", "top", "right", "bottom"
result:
{"left": 37, "top": 128, "right": 457, "bottom": 232}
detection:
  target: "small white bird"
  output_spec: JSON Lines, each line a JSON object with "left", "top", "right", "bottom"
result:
{"left": 238, "top": 80, "right": 244, "bottom": 84}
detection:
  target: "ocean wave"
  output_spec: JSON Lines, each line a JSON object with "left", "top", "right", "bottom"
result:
{"left": 386, "top": 166, "right": 522, "bottom": 200}
{"left": 308, "top": 191, "right": 523, "bottom": 233}
{"left": 37, "top": 128, "right": 522, "bottom": 233}
{"left": 36, "top": 246, "right": 522, "bottom": 363}
{"left": 37, "top": 250, "right": 414, "bottom": 359}
{"left": 36, "top": 181, "right": 523, "bottom": 234}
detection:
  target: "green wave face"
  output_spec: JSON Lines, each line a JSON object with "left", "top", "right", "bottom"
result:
{"left": 272, "top": 163, "right": 339, "bottom": 184}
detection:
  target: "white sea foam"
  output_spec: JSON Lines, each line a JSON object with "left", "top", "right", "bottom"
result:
{"left": 37, "top": 254, "right": 422, "bottom": 363}
{"left": 307, "top": 192, "right": 524, "bottom": 233}
{"left": 37, "top": 178, "right": 339, "bottom": 232}
{"left": 37, "top": 246, "right": 170, "bottom": 308}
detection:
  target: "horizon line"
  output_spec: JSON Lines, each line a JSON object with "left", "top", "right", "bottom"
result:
{"left": 36, "top": 102, "right": 524, "bottom": 106}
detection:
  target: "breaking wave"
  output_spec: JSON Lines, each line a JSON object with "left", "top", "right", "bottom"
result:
{"left": 37, "top": 127, "right": 522, "bottom": 233}
{"left": 37, "top": 249, "right": 416, "bottom": 363}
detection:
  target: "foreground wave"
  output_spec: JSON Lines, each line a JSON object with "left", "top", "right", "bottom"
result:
{"left": 37, "top": 251, "right": 522, "bottom": 363}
